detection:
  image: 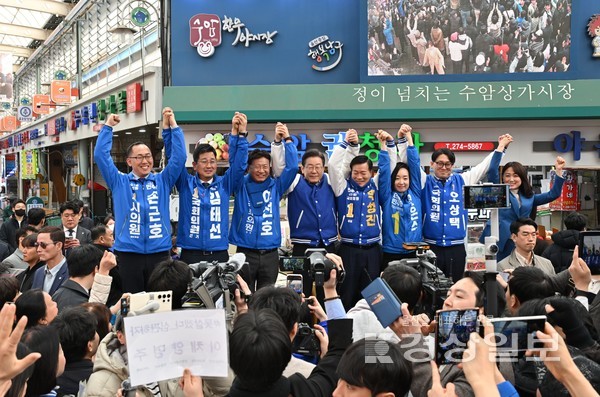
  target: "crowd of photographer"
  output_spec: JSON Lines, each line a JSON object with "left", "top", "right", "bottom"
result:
{"left": 0, "top": 106, "right": 598, "bottom": 396}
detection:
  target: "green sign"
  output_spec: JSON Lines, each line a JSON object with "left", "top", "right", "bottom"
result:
{"left": 131, "top": 7, "right": 151, "bottom": 27}
{"left": 164, "top": 79, "right": 600, "bottom": 122}
{"left": 26, "top": 196, "right": 44, "bottom": 212}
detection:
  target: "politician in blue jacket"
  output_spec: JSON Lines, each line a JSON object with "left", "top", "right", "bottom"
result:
{"left": 483, "top": 155, "right": 566, "bottom": 261}
{"left": 378, "top": 126, "right": 423, "bottom": 267}
{"left": 94, "top": 108, "right": 186, "bottom": 293}
{"left": 230, "top": 122, "right": 298, "bottom": 292}
{"left": 164, "top": 112, "right": 249, "bottom": 264}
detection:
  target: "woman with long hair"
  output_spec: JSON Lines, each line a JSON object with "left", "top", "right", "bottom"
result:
{"left": 484, "top": 156, "right": 566, "bottom": 261}
{"left": 15, "top": 290, "right": 58, "bottom": 328}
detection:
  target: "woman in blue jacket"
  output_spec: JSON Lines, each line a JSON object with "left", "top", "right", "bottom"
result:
{"left": 484, "top": 156, "right": 566, "bottom": 261}
{"left": 378, "top": 125, "right": 422, "bottom": 268}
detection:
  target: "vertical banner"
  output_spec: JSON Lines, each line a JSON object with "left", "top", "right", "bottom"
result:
{"left": 0, "top": 52, "right": 13, "bottom": 103}
{"left": 20, "top": 149, "right": 38, "bottom": 180}
{"left": 549, "top": 170, "right": 579, "bottom": 211}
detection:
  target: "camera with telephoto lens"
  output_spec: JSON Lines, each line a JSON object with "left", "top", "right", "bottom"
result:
{"left": 292, "top": 322, "right": 321, "bottom": 357}
{"left": 181, "top": 253, "right": 247, "bottom": 310}
{"left": 305, "top": 248, "right": 345, "bottom": 287}
{"left": 395, "top": 242, "right": 453, "bottom": 319}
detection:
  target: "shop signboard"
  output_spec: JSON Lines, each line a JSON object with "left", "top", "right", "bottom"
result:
{"left": 50, "top": 80, "right": 72, "bottom": 104}
{"left": 32, "top": 94, "right": 50, "bottom": 115}
{"left": 126, "top": 83, "right": 142, "bottom": 113}
{"left": 549, "top": 170, "right": 579, "bottom": 211}
{"left": 20, "top": 149, "right": 38, "bottom": 180}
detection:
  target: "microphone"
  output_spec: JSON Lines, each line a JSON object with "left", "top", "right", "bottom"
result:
{"left": 226, "top": 253, "right": 246, "bottom": 271}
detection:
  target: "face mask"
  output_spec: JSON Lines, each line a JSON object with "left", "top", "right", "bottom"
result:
{"left": 107, "top": 224, "right": 114, "bottom": 231}
{"left": 14, "top": 209, "right": 26, "bottom": 217}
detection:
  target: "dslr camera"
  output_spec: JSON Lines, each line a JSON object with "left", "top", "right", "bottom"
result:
{"left": 305, "top": 248, "right": 345, "bottom": 287}
{"left": 292, "top": 322, "right": 321, "bottom": 357}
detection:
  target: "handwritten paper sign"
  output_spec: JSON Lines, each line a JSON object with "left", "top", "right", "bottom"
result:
{"left": 123, "top": 309, "right": 228, "bottom": 386}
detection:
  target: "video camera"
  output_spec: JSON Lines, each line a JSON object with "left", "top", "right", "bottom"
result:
{"left": 279, "top": 248, "right": 345, "bottom": 287}
{"left": 394, "top": 242, "right": 453, "bottom": 318}
{"left": 182, "top": 253, "right": 247, "bottom": 315}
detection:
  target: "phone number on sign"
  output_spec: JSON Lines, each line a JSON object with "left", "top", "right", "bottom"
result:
{"left": 433, "top": 142, "right": 495, "bottom": 151}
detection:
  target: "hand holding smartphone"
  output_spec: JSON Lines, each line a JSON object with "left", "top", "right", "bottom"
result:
{"left": 435, "top": 308, "right": 479, "bottom": 365}
{"left": 286, "top": 274, "right": 303, "bottom": 295}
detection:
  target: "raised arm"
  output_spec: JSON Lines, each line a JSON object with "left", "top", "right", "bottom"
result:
{"left": 328, "top": 130, "right": 359, "bottom": 197}
{"left": 224, "top": 113, "right": 249, "bottom": 193}
{"left": 377, "top": 131, "right": 393, "bottom": 204}
{"left": 533, "top": 156, "right": 566, "bottom": 205}
{"left": 160, "top": 108, "right": 187, "bottom": 187}
{"left": 271, "top": 118, "right": 286, "bottom": 178}
{"left": 94, "top": 114, "right": 122, "bottom": 188}
{"left": 405, "top": 130, "right": 423, "bottom": 198}
{"left": 275, "top": 123, "right": 299, "bottom": 195}
{"left": 462, "top": 134, "right": 512, "bottom": 185}
{"left": 396, "top": 125, "right": 426, "bottom": 189}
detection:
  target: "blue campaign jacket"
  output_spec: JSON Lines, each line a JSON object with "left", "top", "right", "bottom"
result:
{"left": 483, "top": 163, "right": 565, "bottom": 260}
{"left": 229, "top": 142, "right": 298, "bottom": 249}
{"left": 402, "top": 145, "right": 502, "bottom": 247}
{"left": 94, "top": 125, "right": 186, "bottom": 254}
{"left": 421, "top": 173, "right": 468, "bottom": 246}
{"left": 287, "top": 174, "right": 338, "bottom": 247}
{"left": 329, "top": 142, "right": 381, "bottom": 246}
{"left": 378, "top": 147, "right": 422, "bottom": 254}
{"left": 336, "top": 178, "right": 380, "bottom": 245}
{"left": 164, "top": 133, "right": 248, "bottom": 252}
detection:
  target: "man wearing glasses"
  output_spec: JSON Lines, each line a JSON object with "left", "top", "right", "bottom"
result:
{"left": 230, "top": 123, "right": 298, "bottom": 292}
{"left": 164, "top": 112, "right": 249, "bottom": 264}
{"left": 94, "top": 108, "right": 186, "bottom": 293}
{"left": 397, "top": 134, "right": 512, "bottom": 281}
{"left": 31, "top": 226, "right": 68, "bottom": 295}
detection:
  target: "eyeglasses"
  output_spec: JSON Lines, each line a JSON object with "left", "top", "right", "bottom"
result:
{"left": 435, "top": 161, "right": 454, "bottom": 169}
{"left": 128, "top": 154, "right": 153, "bottom": 162}
{"left": 198, "top": 159, "right": 217, "bottom": 166}
{"left": 34, "top": 242, "right": 56, "bottom": 249}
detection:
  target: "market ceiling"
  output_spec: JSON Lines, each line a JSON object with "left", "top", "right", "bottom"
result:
{"left": 0, "top": 0, "right": 76, "bottom": 72}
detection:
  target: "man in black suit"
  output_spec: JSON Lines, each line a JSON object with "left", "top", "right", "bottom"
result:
{"left": 31, "top": 226, "right": 68, "bottom": 295}
{"left": 60, "top": 202, "right": 92, "bottom": 257}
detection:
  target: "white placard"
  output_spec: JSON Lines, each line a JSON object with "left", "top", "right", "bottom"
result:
{"left": 123, "top": 309, "right": 229, "bottom": 386}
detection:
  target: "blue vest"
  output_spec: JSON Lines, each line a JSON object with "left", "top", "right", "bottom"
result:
{"left": 230, "top": 141, "right": 298, "bottom": 249}
{"left": 336, "top": 178, "right": 380, "bottom": 245}
{"left": 378, "top": 149, "right": 423, "bottom": 254}
{"left": 421, "top": 174, "right": 467, "bottom": 246}
{"left": 94, "top": 125, "right": 185, "bottom": 254}
{"left": 288, "top": 175, "right": 338, "bottom": 246}
{"left": 175, "top": 136, "right": 247, "bottom": 251}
